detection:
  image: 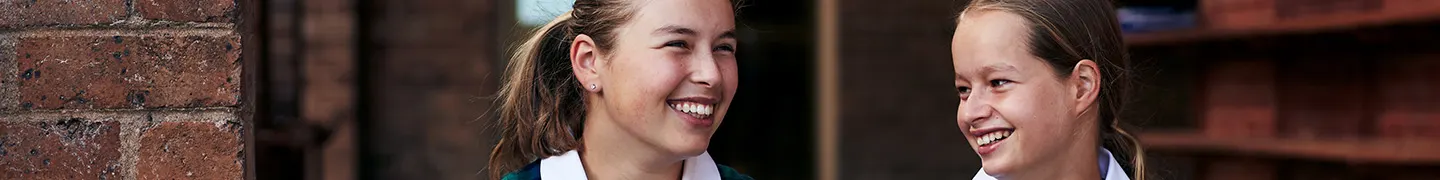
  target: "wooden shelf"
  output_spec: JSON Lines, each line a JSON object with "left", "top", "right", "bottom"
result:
{"left": 1140, "top": 132, "right": 1440, "bottom": 164}
{"left": 1125, "top": 5, "right": 1440, "bottom": 47}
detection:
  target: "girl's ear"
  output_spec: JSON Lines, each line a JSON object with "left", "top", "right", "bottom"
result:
{"left": 571, "top": 34, "right": 602, "bottom": 92}
{"left": 1069, "top": 59, "right": 1101, "bottom": 114}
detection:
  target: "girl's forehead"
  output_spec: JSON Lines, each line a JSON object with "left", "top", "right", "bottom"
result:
{"left": 954, "top": 11, "right": 1028, "bottom": 46}
{"left": 628, "top": 0, "right": 735, "bottom": 32}
{"left": 952, "top": 12, "right": 1033, "bottom": 70}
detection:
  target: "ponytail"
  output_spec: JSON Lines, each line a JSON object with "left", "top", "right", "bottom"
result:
{"left": 1105, "top": 120, "right": 1147, "bottom": 180}
{"left": 488, "top": 12, "right": 587, "bottom": 179}
{"left": 488, "top": 0, "right": 637, "bottom": 178}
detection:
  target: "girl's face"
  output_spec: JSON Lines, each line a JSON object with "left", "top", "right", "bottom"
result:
{"left": 951, "top": 11, "right": 1095, "bottom": 176}
{"left": 593, "top": 0, "right": 737, "bottom": 157}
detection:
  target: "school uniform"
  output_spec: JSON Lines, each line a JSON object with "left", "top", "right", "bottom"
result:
{"left": 501, "top": 150, "right": 754, "bottom": 180}
{"left": 972, "top": 148, "right": 1131, "bottom": 180}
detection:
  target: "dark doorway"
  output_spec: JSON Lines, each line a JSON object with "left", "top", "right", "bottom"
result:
{"left": 708, "top": 0, "right": 819, "bottom": 179}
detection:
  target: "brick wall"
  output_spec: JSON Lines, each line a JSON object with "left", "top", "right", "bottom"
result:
{"left": 1, "top": 0, "right": 244, "bottom": 179}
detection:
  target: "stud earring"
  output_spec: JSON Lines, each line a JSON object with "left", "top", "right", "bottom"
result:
{"left": 590, "top": 84, "right": 597, "bottom": 90}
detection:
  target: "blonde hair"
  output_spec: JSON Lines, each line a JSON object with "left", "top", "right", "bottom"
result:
{"left": 960, "top": 0, "right": 1147, "bottom": 179}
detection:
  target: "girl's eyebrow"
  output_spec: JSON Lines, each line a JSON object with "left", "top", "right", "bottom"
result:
{"left": 654, "top": 25, "right": 736, "bottom": 41}
{"left": 717, "top": 30, "right": 735, "bottom": 40}
{"left": 653, "top": 25, "right": 695, "bottom": 36}
{"left": 979, "top": 64, "right": 1018, "bottom": 75}
{"left": 957, "top": 63, "right": 1018, "bottom": 80}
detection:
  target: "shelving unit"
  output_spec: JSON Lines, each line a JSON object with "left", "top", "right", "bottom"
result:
{"left": 1122, "top": 0, "right": 1440, "bottom": 179}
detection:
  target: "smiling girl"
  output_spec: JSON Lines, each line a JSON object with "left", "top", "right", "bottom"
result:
{"left": 487, "top": 0, "right": 750, "bottom": 179}
{"left": 950, "top": 0, "right": 1146, "bottom": 179}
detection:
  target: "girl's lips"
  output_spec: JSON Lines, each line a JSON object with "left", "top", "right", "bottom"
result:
{"left": 667, "top": 97, "right": 718, "bottom": 105}
{"left": 667, "top": 97, "right": 718, "bottom": 128}
{"left": 972, "top": 128, "right": 1012, "bottom": 156}
{"left": 969, "top": 127, "right": 1013, "bottom": 137}
{"left": 975, "top": 134, "right": 1007, "bottom": 156}
{"left": 671, "top": 104, "right": 715, "bottom": 127}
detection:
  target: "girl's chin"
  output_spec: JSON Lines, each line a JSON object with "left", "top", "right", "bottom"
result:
{"left": 981, "top": 161, "right": 1014, "bottom": 175}
{"left": 661, "top": 136, "right": 712, "bottom": 155}
{"left": 666, "top": 144, "right": 709, "bottom": 157}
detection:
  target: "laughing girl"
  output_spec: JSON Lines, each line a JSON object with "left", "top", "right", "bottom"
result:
{"left": 950, "top": 0, "right": 1147, "bottom": 179}
{"left": 488, "top": 0, "right": 750, "bottom": 179}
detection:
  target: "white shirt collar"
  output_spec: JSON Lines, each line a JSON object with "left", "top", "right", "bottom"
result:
{"left": 972, "top": 148, "right": 1131, "bottom": 180}
{"left": 539, "top": 150, "right": 723, "bottom": 180}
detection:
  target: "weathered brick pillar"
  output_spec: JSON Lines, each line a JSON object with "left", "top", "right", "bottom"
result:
{"left": 1, "top": 0, "right": 245, "bottom": 179}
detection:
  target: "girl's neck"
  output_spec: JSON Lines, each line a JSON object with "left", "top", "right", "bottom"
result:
{"left": 577, "top": 113, "right": 686, "bottom": 180}
{"left": 1009, "top": 141, "right": 1102, "bottom": 180}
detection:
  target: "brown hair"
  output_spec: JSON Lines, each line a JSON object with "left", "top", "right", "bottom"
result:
{"left": 959, "top": 0, "right": 1147, "bottom": 179}
{"left": 487, "top": 0, "right": 636, "bottom": 179}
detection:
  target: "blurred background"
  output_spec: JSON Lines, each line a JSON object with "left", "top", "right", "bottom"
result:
{"left": 245, "top": 0, "right": 1440, "bottom": 179}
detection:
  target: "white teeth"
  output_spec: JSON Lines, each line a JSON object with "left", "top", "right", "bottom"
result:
{"left": 977, "top": 130, "right": 1012, "bottom": 146}
{"left": 670, "top": 102, "right": 715, "bottom": 116}
{"left": 695, "top": 104, "right": 712, "bottom": 115}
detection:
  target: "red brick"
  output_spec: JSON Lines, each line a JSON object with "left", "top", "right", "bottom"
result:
{"left": 136, "top": 0, "right": 236, "bottom": 22}
{"left": 1202, "top": 60, "right": 1277, "bottom": 138}
{"left": 2, "top": 38, "right": 16, "bottom": 111}
{"left": 0, "top": 120, "right": 122, "bottom": 180}
{"left": 14, "top": 34, "right": 242, "bottom": 110}
{"left": 0, "top": 0, "right": 126, "bottom": 27}
{"left": 1201, "top": 0, "right": 1277, "bottom": 29}
{"left": 1277, "top": 58, "right": 1368, "bottom": 139}
{"left": 1376, "top": 55, "right": 1440, "bottom": 139}
{"left": 138, "top": 121, "right": 243, "bottom": 179}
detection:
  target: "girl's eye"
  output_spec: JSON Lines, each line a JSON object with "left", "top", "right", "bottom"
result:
{"left": 957, "top": 87, "right": 971, "bottom": 100}
{"left": 990, "top": 79, "right": 1013, "bottom": 87}
{"left": 665, "top": 40, "right": 690, "bottom": 49}
{"left": 714, "top": 44, "right": 736, "bottom": 53}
